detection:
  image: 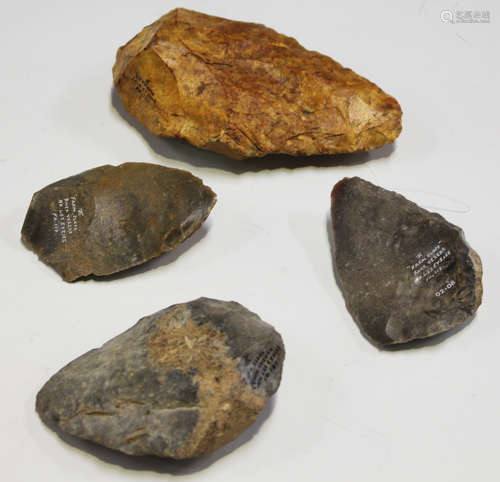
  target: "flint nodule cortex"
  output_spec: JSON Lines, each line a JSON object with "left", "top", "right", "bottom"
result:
{"left": 21, "top": 162, "right": 216, "bottom": 281}
{"left": 331, "top": 177, "right": 482, "bottom": 346}
{"left": 36, "top": 298, "right": 285, "bottom": 459}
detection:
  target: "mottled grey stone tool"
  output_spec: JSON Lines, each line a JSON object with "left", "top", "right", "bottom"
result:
{"left": 36, "top": 298, "right": 285, "bottom": 459}
{"left": 22, "top": 162, "right": 216, "bottom": 281}
{"left": 331, "top": 177, "right": 482, "bottom": 346}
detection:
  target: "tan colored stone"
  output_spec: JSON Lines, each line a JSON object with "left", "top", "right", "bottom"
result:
{"left": 113, "top": 8, "right": 402, "bottom": 160}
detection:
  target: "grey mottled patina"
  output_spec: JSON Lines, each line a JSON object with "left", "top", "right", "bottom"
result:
{"left": 331, "top": 177, "right": 483, "bottom": 346}
{"left": 22, "top": 162, "right": 216, "bottom": 281}
{"left": 36, "top": 298, "right": 285, "bottom": 458}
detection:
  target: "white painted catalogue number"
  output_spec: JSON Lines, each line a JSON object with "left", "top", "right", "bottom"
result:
{"left": 435, "top": 280, "right": 456, "bottom": 297}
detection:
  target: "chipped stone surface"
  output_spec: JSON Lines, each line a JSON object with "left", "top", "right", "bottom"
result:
{"left": 21, "top": 162, "right": 216, "bottom": 281}
{"left": 36, "top": 298, "right": 285, "bottom": 459}
{"left": 113, "top": 8, "right": 402, "bottom": 160}
{"left": 331, "top": 177, "right": 482, "bottom": 346}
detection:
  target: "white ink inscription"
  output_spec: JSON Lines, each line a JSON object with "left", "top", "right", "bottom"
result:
{"left": 51, "top": 195, "right": 85, "bottom": 243}
{"left": 435, "top": 279, "right": 456, "bottom": 297}
{"left": 406, "top": 240, "right": 452, "bottom": 284}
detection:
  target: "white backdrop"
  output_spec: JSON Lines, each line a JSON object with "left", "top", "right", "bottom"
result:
{"left": 1, "top": 1, "right": 499, "bottom": 481}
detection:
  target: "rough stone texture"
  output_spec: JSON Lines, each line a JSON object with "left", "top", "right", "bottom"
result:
{"left": 331, "top": 177, "right": 482, "bottom": 346}
{"left": 36, "top": 298, "right": 285, "bottom": 458}
{"left": 113, "top": 8, "right": 402, "bottom": 160}
{"left": 21, "top": 162, "right": 216, "bottom": 281}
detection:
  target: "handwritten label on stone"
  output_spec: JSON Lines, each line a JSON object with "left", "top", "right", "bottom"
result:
{"left": 406, "top": 240, "right": 453, "bottom": 285}
{"left": 51, "top": 195, "right": 85, "bottom": 244}
{"left": 245, "top": 345, "right": 282, "bottom": 390}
